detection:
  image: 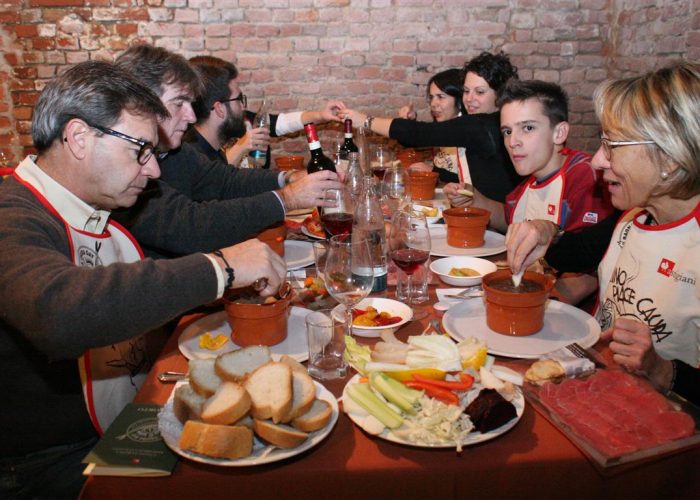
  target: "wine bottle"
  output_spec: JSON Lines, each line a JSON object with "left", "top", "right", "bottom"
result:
{"left": 249, "top": 99, "right": 269, "bottom": 168}
{"left": 344, "top": 152, "right": 364, "bottom": 202}
{"left": 338, "top": 119, "right": 359, "bottom": 159}
{"left": 352, "top": 178, "right": 388, "bottom": 293}
{"left": 304, "top": 123, "right": 336, "bottom": 173}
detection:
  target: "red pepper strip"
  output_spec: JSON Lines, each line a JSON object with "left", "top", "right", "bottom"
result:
{"left": 459, "top": 372, "right": 475, "bottom": 388}
{"left": 374, "top": 316, "right": 402, "bottom": 326}
{"left": 351, "top": 308, "right": 366, "bottom": 319}
{"left": 412, "top": 373, "right": 474, "bottom": 391}
{"left": 405, "top": 381, "right": 459, "bottom": 406}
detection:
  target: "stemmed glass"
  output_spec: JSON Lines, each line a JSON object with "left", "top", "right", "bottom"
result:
{"left": 388, "top": 209, "right": 431, "bottom": 318}
{"left": 323, "top": 235, "right": 374, "bottom": 337}
{"left": 381, "top": 167, "right": 407, "bottom": 216}
{"left": 320, "top": 187, "right": 354, "bottom": 237}
{"left": 371, "top": 144, "right": 394, "bottom": 181}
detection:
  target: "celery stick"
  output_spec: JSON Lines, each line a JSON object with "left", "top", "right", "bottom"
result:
{"left": 370, "top": 372, "right": 418, "bottom": 415}
{"left": 346, "top": 383, "right": 404, "bottom": 429}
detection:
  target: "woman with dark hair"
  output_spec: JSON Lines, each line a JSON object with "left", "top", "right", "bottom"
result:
{"left": 343, "top": 52, "right": 523, "bottom": 203}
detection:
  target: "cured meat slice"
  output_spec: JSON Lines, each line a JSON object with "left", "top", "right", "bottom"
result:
{"left": 536, "top": 370, "right": 696, "bottom": 458}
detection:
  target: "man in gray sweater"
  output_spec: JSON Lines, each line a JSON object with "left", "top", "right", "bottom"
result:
{"left": 0, "top": 60, "right": 285, "bottom": 498}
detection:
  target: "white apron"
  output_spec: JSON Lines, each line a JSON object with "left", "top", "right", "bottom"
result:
{"left": 510, "top": 169, "right": 565, "bottom": 226}
{"left": 596, "top": 206, "right": 700, "bottom": 366}
{"left": 26, "top": 184, "right": 152, "bottom": 434}
{"left": 433, "top": 147, "right": 471, "bottom": 184}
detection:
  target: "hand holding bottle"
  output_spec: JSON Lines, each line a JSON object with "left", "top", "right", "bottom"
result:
{"left": 238, "top": 127, "right": 270, "bottom": 154}
{"left": 279, "top": 170, "right": 344, "bottom": 211}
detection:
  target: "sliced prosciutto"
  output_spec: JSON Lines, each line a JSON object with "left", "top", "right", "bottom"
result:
{"left": 539, "top": 370, "right": 696, "bottom": 458}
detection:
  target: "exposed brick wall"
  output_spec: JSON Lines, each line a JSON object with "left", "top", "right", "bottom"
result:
{"left": 0, "top": 0, "right": 698, "bottom": 166}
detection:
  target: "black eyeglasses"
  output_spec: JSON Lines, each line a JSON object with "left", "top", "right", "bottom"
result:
{"left": 91, "top": 125, "right": 158, "bottom": 166}
{"left": 216, "top": 93, "right": 247, "bottom": 109}
{"left": 600, "top": 137, "right": 656, "bottom": 160}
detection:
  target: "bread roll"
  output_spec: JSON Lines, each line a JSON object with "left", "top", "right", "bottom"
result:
{"left": 201, "top": 381, "right": 251, "bottom": 425}
{"left": 215, "top": 346, "right": 271, "bottom": 382}
{"left": 244, "top": 362, "right": 293, "bottom": 423}
{"left": 188, "top": 358, "right": 222, "bottom": 397}
{"left": 253, "top": 419, "right": 308, "bottom": 449}
{"left": 292, "top": 399, "right": 332, "bottom": 432}
{"left": 179, "top": 421, "right": 253, "bottom": 459}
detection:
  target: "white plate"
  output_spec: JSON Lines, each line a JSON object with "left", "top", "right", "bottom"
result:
{"left": 412, "top": 203, "right": 443, "bottom": 224}
{"left": 332, "top": 297, "right": 412, "bottom": 338}
{"left": 429, "top": 226, "right": 506, "bottom": 258}
{"left": 159, "top": 380, "right": 339, "bottom": 466}
{"left": 442, "top": 300, "right": 601, "bottom": 359}
{"left": 342, "top": 373, "right": 524, "bottom": 448}
{"left": 301, "top": 225, "right": 325, "bottom": 240}
{"left": 285, "top": 240, "right": 315, "bottom": 270}
{"left": 178, "top": 308, "right": 311, "bottom": 361}
{"left": 430, "top": 256, "right": 497, "bottom": 287}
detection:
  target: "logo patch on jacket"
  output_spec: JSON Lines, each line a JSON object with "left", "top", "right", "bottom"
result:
{"left": 582, "top": 211, "right": 599, "bottom": 224}
{"left": 547, "top": 204, "right": 556, "bottom": 215}
{"left": 657, "top": 258, "right": 675, "bottom": 277}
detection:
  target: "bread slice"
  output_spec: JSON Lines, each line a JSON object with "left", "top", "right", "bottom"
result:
{"left": 179, "top": 420, "right": 253, "bottom": 460}
{"left": 201, "top": 381, "right": 251, "bottom": 425}
{"left": 215, "top": 346, "right": 272, "bottom": 382}
{"left": 253, "top": 419, "right": 308, "bottom": 449}
{"left": 281, "top": 370, "right": 316, "bottom": 423}
{"left": 188, "top": 358, "right": 222, "bottom": 397}
{"left": 279, "top": 354, "right": 308, "bottom": 375}
{"left": 244, "top": 362, "right": 293, "bottom": 423}
{"left": 173, "top": 383, "right": 207, "bottom": 424}
{"left": 292, "top": 399, "right": 333, "bottom": 432}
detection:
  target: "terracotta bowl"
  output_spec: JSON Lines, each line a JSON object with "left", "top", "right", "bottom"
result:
{"left": 481, "top": 270, "right": 555, "bottom": 336}
{"left": 253, "top": 222, "right": 287, "bottom": 257}
{"left": 274, "top": 155, "right": 305, "bottom": 171}
{"left": 223, "top": 295, "right": 290, "bottom": 347}
{"left": 397, "top": 149, "right": 420, "bottom": 169}
{"left": 407, "top": 171, "right": 439, "bottom": 201}
{"left": 442, "top": 207, "right": 491, "bottom": 248}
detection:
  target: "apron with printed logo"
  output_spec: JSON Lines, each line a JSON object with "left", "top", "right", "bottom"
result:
{"left": 510, "top": 170, "right": 565, "bottom": 226}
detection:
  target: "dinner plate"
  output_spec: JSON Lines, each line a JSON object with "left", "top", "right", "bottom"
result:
{"left": 342, "top": 374, "right": 524, "bottom": 448}
{"left": 429, "top": 226, "right": 506, "bottom": 257}
{"left": 331, "top": 297, "right": 412, "bottom": 338}
{"left": 158, "top": 380, "right": 339, "bottom": 466}
{"left": 301, "top": 225, "right": 325, "bottom": 240}
{"left": 178, "top": 308, "right": 311, "bottom": 361}
{"left": 285, "top": 240, "right": 315, "bottom": 269}
{"left": 442, "top": 299, "right": 601, "bottom": 359}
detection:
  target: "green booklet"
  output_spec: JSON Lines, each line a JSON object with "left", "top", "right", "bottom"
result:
{"left": 82, "top": 403, "right": 178, "bottom": 477}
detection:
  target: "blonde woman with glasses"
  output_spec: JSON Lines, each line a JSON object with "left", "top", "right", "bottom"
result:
{"left": 506, "top": 62, "right": 700, "bottom": 404}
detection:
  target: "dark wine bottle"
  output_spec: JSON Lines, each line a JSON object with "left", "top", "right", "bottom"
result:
{"left": 304, "top": 123, "right": 336, "bottom": 173}
{"left": 338, "top": 119, "right": 359, "bottom": 159}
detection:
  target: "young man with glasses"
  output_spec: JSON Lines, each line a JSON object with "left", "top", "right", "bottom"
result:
{"left": 188, "top": 55, "right": 346, "bottom": 168}
{"left": 112, "top": 45, "right": 344, "bottom": 258}
{"left": 0, "top": 60, "right": 286, "bottom": 498}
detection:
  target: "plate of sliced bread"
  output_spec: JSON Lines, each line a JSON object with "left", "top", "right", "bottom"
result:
{"left": 158, "top": 346, "right": 338, "bottom": 466}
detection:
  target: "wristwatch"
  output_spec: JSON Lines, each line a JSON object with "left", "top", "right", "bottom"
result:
{"left": 363, "top": 115, "right": 374, "bottom": 131}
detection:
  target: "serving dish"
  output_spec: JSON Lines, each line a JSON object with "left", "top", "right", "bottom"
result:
{"left": 331, "top": 297, "right": 412, "bottom": 338}
{"left": 430, "top": 256, "right": 497, "bottom": 287}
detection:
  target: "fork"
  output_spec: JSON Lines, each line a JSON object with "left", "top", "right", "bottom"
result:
{"left": 565, "top": 343, "right": 606, "bottom": 368}
{"left": 444, "top": 291, "right": 483, "bottom": 299}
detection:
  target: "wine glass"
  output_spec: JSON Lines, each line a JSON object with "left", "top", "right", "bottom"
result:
{"left": 323, "top": 235, "right": 374, "bottom": 337}
{"left": 381, "top": 167, "right": 407, "bottom": 216}
{"left": 320, "top": 187, "right": 354, "bottom": 237}
{"left": 371, "top": 144, "right": 394, "bottom": 181}
{"left": 388, "top": 209, "right": 431, "bottom": 318}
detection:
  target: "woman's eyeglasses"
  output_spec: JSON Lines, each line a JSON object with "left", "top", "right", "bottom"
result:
{"left": 92, "top": 125, "right": 158, "bottom": 165}
{"left": 600, "top": 137, "right": 656, "bottom": 160}
{"left": 217, "top": 93, "right": 247, "bottom": 109}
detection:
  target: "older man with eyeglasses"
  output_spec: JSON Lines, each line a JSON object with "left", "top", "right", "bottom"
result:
{"left": 0, "top": 60, "right": 286, "bottom": 498}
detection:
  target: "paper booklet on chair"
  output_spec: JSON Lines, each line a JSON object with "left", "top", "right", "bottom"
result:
{"left": 82, "top": 403, "right": 178, "bottom": 477}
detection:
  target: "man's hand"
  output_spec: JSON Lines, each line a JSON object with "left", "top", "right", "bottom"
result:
{"left": 339, "top": 109, "right": 367, "bottom": 128}
{"left": 215, "top": 239, "right": 287, "bottom": 297}
{"left": 505, "top": 220, "right": 558, "bottom": 274}
{"left": 320, "top": 100, "right": 347, "bottom": 123}
{"left": 238, "top": 127, "right": 270, "bottom": 153}
{"left": 443, "top": 182, "right": 474, "bottom": 207}
{"left": 278, "top": 170, "right": 344, "bottom": 211}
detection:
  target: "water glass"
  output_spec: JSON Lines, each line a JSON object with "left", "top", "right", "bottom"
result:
{"left": 305, "top": 309, "right": 348, "bottom": 380}
{"left": 312, "top": 240, "right": 328, "bottom": 282}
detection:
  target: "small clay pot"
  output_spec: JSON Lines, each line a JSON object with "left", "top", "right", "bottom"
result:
{"left": 274, "top": 155, "right": 305, "bottom": 171}
{"left": 482, "top": 270, "right": 555, "bottom": 336}
{"left": 442, "top": 207, "right": 490, "bottom": 248}
{"left": 397, "top": 149, "right": 420, "bottom": 169}
{"left": 407, "top": 171, "right": 439, "bottom": 201}
{"left": 224, "top": 296, "right": 290, "bottom": 346}
{"left": 254, "top": 222, "right": 287, "bottom": 257}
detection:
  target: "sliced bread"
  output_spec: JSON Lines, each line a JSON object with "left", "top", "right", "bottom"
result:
{"left": 291, "top": 399, "right": 333, "bottom": 432}
{"left": 244, "top": 362, "right": 293, "bottom": 423}
{"left": 215, "top": 346, "right": 271, "bottom": 382}
{"left": 173, "top": 383, "right": 207, "bottom": 423}
{"left": 188, "top": 358, "right": 222, "bottom": 397}
{"left": 201, "top": 381, "right": 251, "bottom": 425}
{"left": 281, "top": 370, "right": 317, "bottom": 423}
{"left": 179, "top": 420, "right": 253, "bottom": 460}
{"left": 253, "top": 419, "right": 308, "bottom": 449}
{"left": 278, "top": 354, "right": 308, "bottom": 375}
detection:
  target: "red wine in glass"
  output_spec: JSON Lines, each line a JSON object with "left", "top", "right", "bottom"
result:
{"left": 390, "top": 248, "right": 429, "bottom": 275}
{"left": 371, "top": 166, "right": 387, "bottom": 180}
{"left": 321, "top": 212, "right": 354, "bottom": 236}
